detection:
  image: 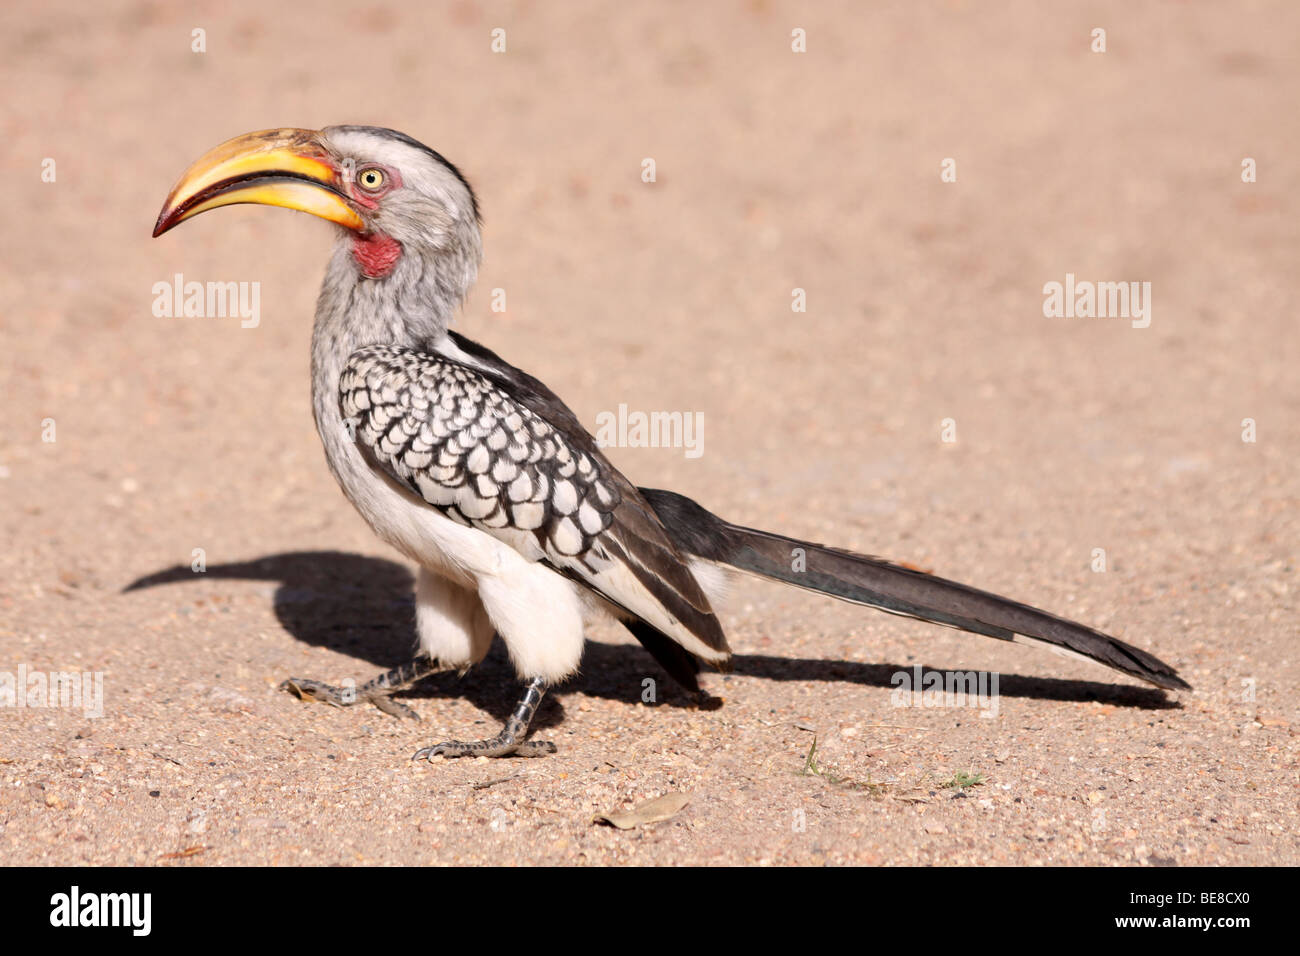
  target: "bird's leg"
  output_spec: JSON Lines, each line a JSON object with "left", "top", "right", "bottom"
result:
{"left": 414, "top": 676, "right": 557, "bottom": 760}
{"left": 280, "top": 657, "right": 443, "bottom": 720}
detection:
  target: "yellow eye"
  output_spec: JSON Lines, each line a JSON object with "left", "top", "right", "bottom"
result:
{"left": 358, "top": 168, "right": 386, "bottom": 191}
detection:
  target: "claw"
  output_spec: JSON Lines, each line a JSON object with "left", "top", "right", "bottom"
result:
{"left": 414, "top": 740, "right": 514, "bottom": 760}
{"left": 412, "top": 677, "right": 557, "bottom": 761}
{"left": 413, "top": 737, "right": 556, "bottom": 760}
{"left": 279, "top": 677, "right": 348, "bottom": 707}
{"left": 280, "top": 676, "right": 417, "bottom": 717}
{"left": 280, "top": 659, "right": 440, "bottom": 719}
{"left": 371, "top": 696, "right": 422, "bottom": 721}
{"left": 516, "top": 740, "right": 558, "bottom": 757}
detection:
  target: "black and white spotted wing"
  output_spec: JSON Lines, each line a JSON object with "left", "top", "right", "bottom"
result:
{"left": 342, "top": 345, "right": 618, "bottom": 567}
{"left": 339, "top": 338, "right": 729, "bottom": 660}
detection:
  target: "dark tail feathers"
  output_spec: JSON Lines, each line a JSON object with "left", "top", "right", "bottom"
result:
{"left": 641, "top": 488, "right": 1190, "bottom": 692}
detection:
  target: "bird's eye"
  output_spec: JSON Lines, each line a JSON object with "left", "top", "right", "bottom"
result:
{"left": 357, "top": 168, "right": 386, "bottom": 191}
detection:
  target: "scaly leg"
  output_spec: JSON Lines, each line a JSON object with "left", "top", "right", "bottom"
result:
{"left": 414, "top": 676, "right": 556, "bottom": 760}
{"left": 280, "top": 657, "right": 443, "bottom": 720}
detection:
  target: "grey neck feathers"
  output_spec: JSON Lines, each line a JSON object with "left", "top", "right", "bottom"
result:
{"left": 317, "top": 236, "right": 476, "bottom": 338}
{"left": 310, "top": 233, "right": 479, "bottom": 427}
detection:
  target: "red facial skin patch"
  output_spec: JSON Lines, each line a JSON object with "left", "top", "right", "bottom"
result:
{"left": 342, "top": 164, "right": 403, "bottom": 278}
{"left": 352, "top": 232, "right": 402, "bottom": 278}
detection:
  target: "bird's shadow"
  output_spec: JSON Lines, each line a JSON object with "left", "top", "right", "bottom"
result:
{"left": 124, "top": 550, "right": 1178, "bottom": 730}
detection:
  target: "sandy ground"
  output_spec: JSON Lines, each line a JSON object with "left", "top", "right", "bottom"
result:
{"left": 1, "top": 1, "right": 1296, "bottom": 866}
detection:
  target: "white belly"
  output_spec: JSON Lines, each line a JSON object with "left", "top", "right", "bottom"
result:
{"left": 314, "top": 376, "right": 590, "bottom": 682}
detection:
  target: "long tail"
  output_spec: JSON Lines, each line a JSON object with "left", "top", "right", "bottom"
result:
{"left": 641, "top": 488, "right": 1190, "bottom": 691}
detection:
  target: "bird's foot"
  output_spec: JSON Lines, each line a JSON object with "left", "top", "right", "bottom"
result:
{"left": 280, "top": 658, "right": 441, "bottom": 720}
{"left": 414, "top": 734, "right": 557, "bottom": 760}
{"left": 414, "top": 675, "right": 556, "bottom": 761}
{"left": 281, "top": 677, "right": 421, "bottom": 719}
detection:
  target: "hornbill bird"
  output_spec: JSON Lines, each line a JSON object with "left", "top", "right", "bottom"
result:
{"left": 153, "top": 126, "right": 1190, "bottom": 759}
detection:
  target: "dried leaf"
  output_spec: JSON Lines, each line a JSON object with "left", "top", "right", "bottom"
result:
{"left": 594, "top": 792, "right": 690, "bottom": 830}
{"left": 158, "top": 845, "right": 208, "bottom": 860}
